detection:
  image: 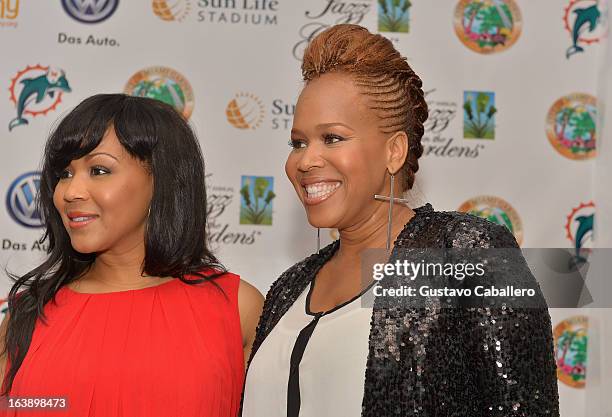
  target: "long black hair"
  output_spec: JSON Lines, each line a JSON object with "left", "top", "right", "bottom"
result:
{"left": 2, "top": 93, "right": 226, "bottom": 394}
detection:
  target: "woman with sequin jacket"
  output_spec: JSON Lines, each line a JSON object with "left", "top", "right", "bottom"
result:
{"left": 241, "top": 24, "right": 559, "bottom": 417}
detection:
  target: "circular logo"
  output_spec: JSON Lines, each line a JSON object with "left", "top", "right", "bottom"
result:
{"left": 6, "top": 172, "right": 44, "bottom": 228}
{"left": 553, "top": 315, "right": 588, "bottom": 388}
{"left": 8, "top": 65, "right": 72, "bottom": 131}
{"left": 124, "top": 66, "right": 194, "bottom": 119}
{"left": 454, "top": 0, "right": 522, "bottom": 54}
{"left": 457, "top": 195, "right": 523, "bottom": 245}
{"left": 61, "top": 0, "right": 119, "bottom": 24}
{"left": 152, "top": 0, "right": 191, "bottom": 21}
{"left": 226, "top": 92, "right": 265, "bottom": 130}
{"left": 546, "top": 93, "right": 597, "bottom": 160}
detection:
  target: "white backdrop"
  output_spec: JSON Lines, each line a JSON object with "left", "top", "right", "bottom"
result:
{"left": 1, "top": 0, "right": 609, "bottom": 415}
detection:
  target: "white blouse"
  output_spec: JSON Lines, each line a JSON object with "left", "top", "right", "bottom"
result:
{"left": 242, "top": 282, "right": 373, "bottom": 417}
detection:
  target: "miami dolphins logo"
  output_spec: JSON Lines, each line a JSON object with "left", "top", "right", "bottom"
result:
{"left": 564, "top": 0, "right": 605, "bottom": 59}
{"left": 8, "top": 65, "right": 72, "bottom": 131}
{"left": 454, "top": 0, "right": 522, "bottom": 54}
{"left": 565, "top": 201, "right": 594, "bottom": 264}
{"left": 554, "top": 316, "right": 588, "bottom": 388}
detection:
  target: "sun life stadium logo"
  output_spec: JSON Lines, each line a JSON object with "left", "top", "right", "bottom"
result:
{"left": 61, "top": 0, "right": 119, "bottom": 24}
{"left": 546, "top": 93, "right": 596, "bottom": 160}
{"left": 6, "top": 172, "right": 44, "bottom": 228}
{"left": 226, "top": 92, "right": 265, "bottom": 130}
{"left": 457, "top": 195, "right": 523, "bottom": 245}
{"left": 152, "top": 0, "right": 192, "bottom": 22}
{"left": 564, "top": 0, "right": 604, "bottom": 59}
{"left": 8, "top": 64, "right": 72, "bottom": 132}
{"left": 124, "top": 66, "right": 194, "bottom": 119}
{"left": 453, "top": 0, "right": 522, "bottom": 54}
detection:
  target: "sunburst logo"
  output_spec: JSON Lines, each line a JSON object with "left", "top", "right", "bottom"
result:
{"left": 8, "top": 65, "right": 72, "bottom": 131}
{"left": 152, "top": 0, "right": 192, "bottom": 22}
{"left": 226, "top": 92, "right": 265, "bottom": 130}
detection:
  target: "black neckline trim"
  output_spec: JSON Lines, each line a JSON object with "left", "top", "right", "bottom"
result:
{"left": 304, "top": 202, "right": 433, "bottom": 317}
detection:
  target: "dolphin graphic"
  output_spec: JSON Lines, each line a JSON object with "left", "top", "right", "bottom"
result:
{"left": 573, "top": 214, "right": 594, "bottom": 264}
{"left": 566, "top": 4, "right": 601, "bottom": 59}
{"left": 9, "top": 68, "right": 72, "bottom": 131}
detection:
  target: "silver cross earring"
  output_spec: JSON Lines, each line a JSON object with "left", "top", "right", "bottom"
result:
{"left": 374, "top": 171, "right": 410, "bottom": 251}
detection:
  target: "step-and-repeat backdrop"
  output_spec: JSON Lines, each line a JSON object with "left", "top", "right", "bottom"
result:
{"left": 1, "top": 1, "right": 608, "bottom": 415}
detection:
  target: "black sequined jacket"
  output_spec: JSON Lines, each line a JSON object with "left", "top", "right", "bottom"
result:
{"left": 243, "top": 203, "right": 560, "bottom": 416}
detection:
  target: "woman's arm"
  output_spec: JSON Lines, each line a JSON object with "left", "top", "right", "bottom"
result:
{"left": 238, "top": 280, "right": 264, "bottom": 368}
{"left": 458, "top": 221, "right": 560, "bottom": 416}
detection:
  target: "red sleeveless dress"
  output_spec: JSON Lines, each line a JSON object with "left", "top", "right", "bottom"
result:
{"left": 1, "top": 272, "right": 244, "bottom": 417}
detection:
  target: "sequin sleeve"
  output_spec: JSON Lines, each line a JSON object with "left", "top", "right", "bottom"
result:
{"left": 454, "top": 221, "right": 560, "bottom": 416}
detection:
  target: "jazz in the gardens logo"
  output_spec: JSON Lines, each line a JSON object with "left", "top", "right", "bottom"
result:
{"left": 61, "top": 0, "right": 119, "bottom": 23}
{"left": 553, "top": 315, "right": 588, "bottom": 388}
{"left": 378, "top": 0, "right": 411, "bottom": 33}
{"left": 197, "top": 0, "right": 278, "bottom": 25}
{"left": 565, "top": 201, "right": 594, "bottom": 264}
{"left": 239, "top": 176, "right": 275, "bottom": 225}
{"left": 8, "top": 65, "right": 72, "bottom": 132}
{"left": 152, "top": 0, "right": 192, "bottom": 22}
{"left": 457, "top": 195, "right": 523, "bottom": 245}
{"left": 124, "top": 66, "right": 194, "bottom": 119}
{"left": 546, "top": 93, "right": 596, "bottom": 160}
{"left": 454, "top": 0, "right": 522, "bottom": 54}
{"left": 564, "top": 0, "right": 604, "bottom": 59}
{"left": 463, "top": 91, "right": 496, "bottom": 139}
{"left": 226, "top": 92, "right": 265, "bottom": 130}
{"left": 205, "top": 173, "right": 262, "bottom": 245}
{"left": 293, "top": 0, "right": 371, "bottom": 59}
{"left": 5, "top": 172, "right": 43, "bottom": 229}
{"left": 422, "top": 88, "right": 486, "bottom": 158}
{"left": 0, "top": 0, "right": 19, "bottom": 28}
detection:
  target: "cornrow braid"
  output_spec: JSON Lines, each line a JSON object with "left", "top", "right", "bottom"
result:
{"left": 302, "top": 24, "right": 428, "bottom": 191}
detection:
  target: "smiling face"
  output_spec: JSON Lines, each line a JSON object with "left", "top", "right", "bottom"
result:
{"left": 53, "top": 127, "right": 153, "bottom": 255}
{"left": 286, "top": 72, "right": 393, "bottom": 230}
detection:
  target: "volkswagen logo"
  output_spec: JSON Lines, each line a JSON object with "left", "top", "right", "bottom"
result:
{"left": 6, "top": 172, "right": 44, "bottom": 228}
{"left": 61, "top": 0, "right": 119, "bottom": 24}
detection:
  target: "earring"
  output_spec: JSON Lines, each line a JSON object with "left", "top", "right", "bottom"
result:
{"left": 374, "top": 171, "right": 408, "bottom": 251}
{"left": 385, "top": 173, "right": 395, "bottom": 251}
{"left": 316, "top": 228, "right": 321, "bottom": 254}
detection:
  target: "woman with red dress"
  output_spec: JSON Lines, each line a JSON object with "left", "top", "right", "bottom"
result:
{"left": 0, "top": 94, "right": 264, "bottom": 416}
